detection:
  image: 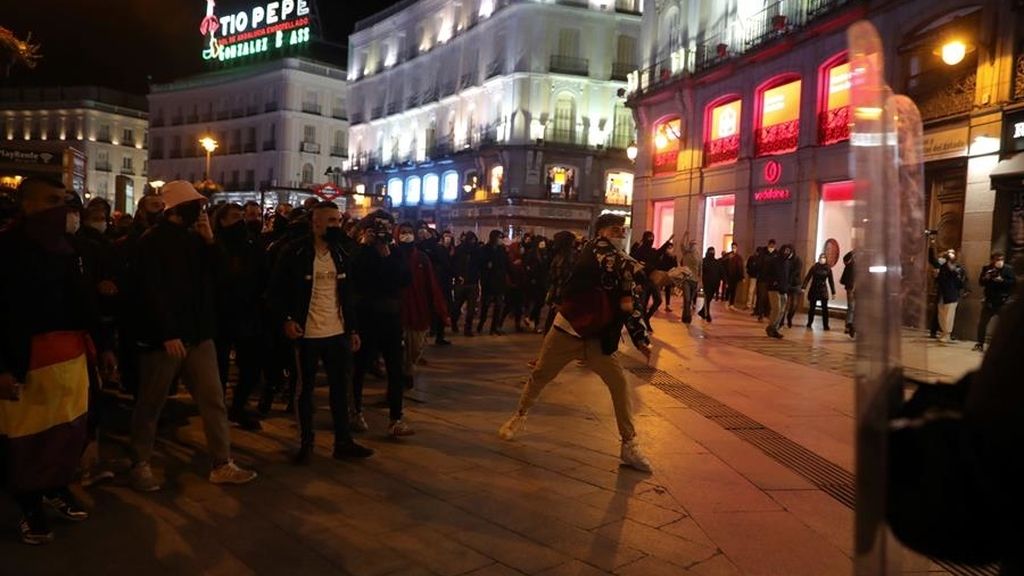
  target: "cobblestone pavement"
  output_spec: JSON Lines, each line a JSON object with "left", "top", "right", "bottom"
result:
{"left": 2, "top": 301, "right": 985, "bottom": 575}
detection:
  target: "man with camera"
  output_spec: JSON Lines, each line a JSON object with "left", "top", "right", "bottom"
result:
{"left": 974, "top": 251, "right": 1016, "bottom": 352}
{"left": 928, "top": 240, "right": 968, "bottom": 344}
{"left": 351, "top": 210, "right": 414, "bottom": 437}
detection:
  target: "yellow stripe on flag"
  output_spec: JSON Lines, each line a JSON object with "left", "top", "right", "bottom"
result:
{"left": 0, "top": 353, "right": 89, "bottom": 438}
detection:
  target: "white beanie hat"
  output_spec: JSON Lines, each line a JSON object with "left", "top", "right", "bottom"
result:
{"left": 161, "top": 180, "right": 206, "bottom": 210}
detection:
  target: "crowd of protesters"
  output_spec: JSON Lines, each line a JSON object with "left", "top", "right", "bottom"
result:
{"left": 0, "top": 176, "right": 1014, "bottom": 548}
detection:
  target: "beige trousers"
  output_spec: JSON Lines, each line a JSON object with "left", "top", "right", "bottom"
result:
{"left": 517, "top": 328, "right": 636, "bottom": 441}
{"left": 938, "top": 302, "right": 958, "bottom": 340}
{"left": 403, "top": 328, "right": 427, "bottom": 377}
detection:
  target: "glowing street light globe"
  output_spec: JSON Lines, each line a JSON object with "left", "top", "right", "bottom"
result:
{"left": 199, "top": 137, "right": 219, "bottom": 153}
{"left": 626, "top": 142, "right": 638, "bottom": 161}
{"left": 940, "top": 40, "right": 967, "bottom": 66}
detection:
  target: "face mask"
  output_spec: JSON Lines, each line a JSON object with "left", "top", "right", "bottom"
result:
{"left": 221, "top": 220, "right": 247, "bottom": 241}
{"left": 246, "top": 220, "right": 262, "bottom": 234}
{"left": 323, "top": 226, "right": 343, "bottom": 243}
{"left": 819, "top": 258, "right": 827, "bottom": 265}
{"left": 609, "top": 237, "right": 628, "bottom": 251}
{"left": 26, "top": 206, "right": 72, "bottom": 253}
{"left": 176, "top": 202, "right": 202, "bottom": 228}
{"left": 66, "top": 212, "right": 81, "bottom": 235}
{"left": 87, "top": 220, "right": 108, "bottom": 235}
{"left": 399, "top": 233, "right": 415, "bottom": 244}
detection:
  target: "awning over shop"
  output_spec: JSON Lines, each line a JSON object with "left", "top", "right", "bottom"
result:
{"left": 990, "top": 153, "right": 1024, "bottom": 190}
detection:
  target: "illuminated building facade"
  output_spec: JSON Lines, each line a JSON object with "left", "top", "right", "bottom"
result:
{"left": 628, "top": 0, "right": 1023, "bottom": 337}
{"left": 346, "top": 0, "right": 643, "bottom": 237}
{"left": 0, "top": 87, "right": 149, "bottom": 212}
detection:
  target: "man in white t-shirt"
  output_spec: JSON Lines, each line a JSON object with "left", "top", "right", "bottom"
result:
{"left": 269, "top": 201, "right": 374, "bottom": 464}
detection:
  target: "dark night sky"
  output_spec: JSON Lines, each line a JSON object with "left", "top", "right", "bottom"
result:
{"left": 2, "top": 0, "right": 402, "bottom": 95}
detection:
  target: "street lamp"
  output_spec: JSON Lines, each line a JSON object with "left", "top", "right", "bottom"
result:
{"left": 626, "top": 141, "right": 638, "bottom": 161}
{"left": 149, "top": 179, "right": 165, "bottom": 193}
{"left": 199, "top": 136, "right": 218, "bottom": 180}
{"left": 935, "top": 39, "right": 972, "bottom": 66}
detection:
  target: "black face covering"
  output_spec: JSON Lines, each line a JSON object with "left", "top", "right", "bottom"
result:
{"left": 245, "top": 220, "right": 262, "bottom": 235}
{"left": 220, "top": 220, "right": 247, "bottom": 243}
{"left": 323, "top": 226, "right": 343, "bottom": 244}
{"left": 176, "top": 201, "right": 202, "bottom": 228}
{"left": 24, "top": 205, "right": 73, "bottom": 254}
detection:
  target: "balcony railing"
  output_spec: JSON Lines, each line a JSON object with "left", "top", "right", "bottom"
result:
{"left": 95, "top": 162, "right": 112, "bottom": 172}
{"left": 151, "top": 117, "right": 165, "bottom": 128}
{"left": 611, "top": 62, "right": 635, "bottom": 81}
{"left": 170, "top": 116, "right": 183, "bottom": 126}
{"left": 243, "top": 143, "right": 257, "bottom": 153}
{"left": 150, "top": 150, "right": 164, "bottom": 160}
{"left": 370, "top": 106, "right": 384, "bottom": 120}
{"left": 818, "top": 106, "right": 850, "bottom": 146}
{"left": 120, "top": 167, "right": 135, "bottom": 176}
{"left": 486, "top": 59, "right": 503, "bottom": 80}
{"left": 302, "top": 103, "right": 322, "bottom": 115}
{"left": 231, "top": 107, "right": 245, "bottom": 118}
{"left": 168, "top": 150, "right": 182, "bottom": 159}
{"left": 186, "top": 114, "right": 199, "bottom": 124}
{"left": 246, "top": 105, "right": 259, "bottom": 116}
{"left": 550, "top": 55, "right": 589, "bottom": 76}
{"left": 265, "top": 101, "right": 279, "bottom": 113}
{"left": 350, "top": 111, "right": 365, "bottom": 125}
{"left": 755, "top": 120, "right": 799, "bottom": 156}
{"left": 629, "top": 0, "right": 851, "bottom": 98}
{"left": 387, "top": 102, "right": 400, "bottom": 115}
{"left": 300, "top": 141, "right": 321, "bottom": 154}
{"left": 262, "top": 140, "right": 276, "bottom": 151}
{"left": 546, "top": 128, "right": 579, "bottom": 145}
{"left": 555, "top": 0, "right": 587, "bottom": 7}
{"left": 704, "top": 135, "right": 740, "bottom": 166}
{"left": 332, "top": 109, "right": 347, "bottom": 120}
{"left": 216, "top": 110, "right": 230, "bottom": 120}
{"left": 331, "top": 146, "right": 347, "bottom": 157}
{"left": 460, "top": 71, "right": 477, "bottom": 89}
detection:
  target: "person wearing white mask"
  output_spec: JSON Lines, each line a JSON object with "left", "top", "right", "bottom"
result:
{"left": 395, "top": 222, "right": 449, "bottom": 391}
{"left": 974, "top": 251, "right": 1016, "bottom": 352}
{"left": 801, "top": 253, "right": 836, "bottom": 330}
{"left": 498, "top": 213, "right": 654, "bottom": 472}
{"left": 928, "top": 240, "right": 968, "bottom": 344}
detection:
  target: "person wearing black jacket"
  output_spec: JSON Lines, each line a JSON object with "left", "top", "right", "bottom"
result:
{"left": 0, "top": 179, "right": 97, "bottom": 544}
{"left": 762, "top": 242, "right": 791, "bottom": 338}
{"left": 929, "top": 243, "right": 968, "bottom": 343}
{"left": 746, "top": 247, "right": 764, "bottom": 314}
{"left": 497, "top": 213, "right": 653, "bottom": 472}
{"left": 840, "top": 250, "right": 856, "bottom": 337}
{"left": 130, "top": 181, "right": 256, "bottom": 493}
{"left": 478, "top": 229, "right": 510, "bottom": 335}
{"left": 451, "top": 231, "right": 482, "bottom": 336}
{"left": 974, "top": 252, "right": 1016, "bottom": 352}
{"left": 802, "top": 254, "right": 836, "bottom": 330}
{"left": 784, "top": 248, "right": 804, "bottom": 329}
{"left": 269, "top": 201, "right": 373, "bottom": 463}
{"left": 351, "top": 210, "right": 414, "bottom": 437}
{"left": 212, "top": 203, "right": 266, "bottom": 431}
{"left": 419, "top": 226, "right": 454, "bottom": 345}
{"left": 699, "top": 247, "right": 723, "bottom": 323}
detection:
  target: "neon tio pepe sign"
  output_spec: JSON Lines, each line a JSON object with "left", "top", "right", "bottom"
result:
{"left": 201, "top": 0, "right": 312, "bottom": 62}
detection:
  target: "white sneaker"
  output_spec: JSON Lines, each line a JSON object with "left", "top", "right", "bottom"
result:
{"left": 130, "top": 462, "right": 161, "bottom": 492}
{"left": 620, "top": 438, "right": 653, "bottom": 472}
{"left": 388, "top": 419, "right": 415, "bottom": 437}
{"left": 209, "top": 460, "right": 257, "bottom": 485}
{"left": 350, "top": 412, "right": 369, "bottom": 433}
{"left": 498, "top": 412, "right": 527, "bottom": 441}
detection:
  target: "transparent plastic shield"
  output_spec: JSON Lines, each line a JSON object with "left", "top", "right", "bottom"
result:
{"left": 848, "top": 20, "right": 922, "bottom": 575}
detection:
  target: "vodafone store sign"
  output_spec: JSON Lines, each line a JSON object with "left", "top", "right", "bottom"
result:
{"left": 201, "top": 0, "right": 312, "bottom": 62}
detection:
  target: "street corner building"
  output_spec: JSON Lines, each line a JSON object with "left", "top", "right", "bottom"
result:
{"left": 344, "top": 0, "right": 644, "bottom": 238}
{"left": 627, "top": 0, "right": 1024, "bottom": 340}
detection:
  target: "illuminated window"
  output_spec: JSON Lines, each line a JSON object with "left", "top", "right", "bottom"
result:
{"left": 423, "top": 173, "right": 440, "bottom": 204}
{"left": 819, "top": 55, "right": 851, "bottom": 145}
{"left": 388, "top": 178, "right": 403, "bottom": 207}
{"left": 547, "top": 165, "right": 577, "bottom": 200}
{"left": 463, "top": 170, "right": 479, "bottom": 200}
{"left": 490, "top": 166, "right": 504, "bottom": 195}
{"left": 652, "top": 117, "right": 681, "bottom": 174}
{"left": 605, "top": 172, "right": 633, "bottom": 206}
{"left": 442, "top": 171, "right": 459, "bottom": 201}
{"left": 406, "top": 176, "right": 421, "bottom": 205}
{"left": 755, "top": 77, "right": 801, "bottom": 156}
{"left": 704, "top": 97, "right": 742, "bottom": 166}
